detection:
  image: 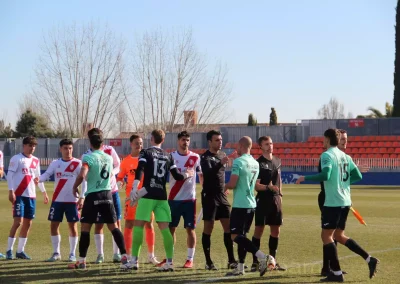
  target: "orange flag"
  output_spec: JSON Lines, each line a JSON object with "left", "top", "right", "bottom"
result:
{"left": 350, "top": 206, "right": 367, "bottom": 226}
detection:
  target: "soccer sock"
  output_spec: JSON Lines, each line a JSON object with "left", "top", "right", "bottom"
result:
{"left": 202, "top": 233, "right": 212, "bottom": 265}
{"left": 145, "top": 226, "right": 155, "bottom": 253}
{"left": 17, "top": 238, "right": 27, "bottom": 253}
{"left": 160, "top": 228, "right": 174, "bottom": 260}
{"left": 132, "top": 226, "right": 144, "bottom": 257}
{"left": 345, "top": 238, "right": 369, "bottom": 260}
{"left": 252, "top": 236, "right": 260, "bottom": 263}
{"left": 323, "top": 242, "right": 341, "bottom": 273}
{"left": 322, "top": 245, "right": 330, "bottom": 271}
{"left": 69, "top": 236, "right": 78, "bottom": 255}
{"left": 238, "top": 242, "right": 247, "bottom": 264}
{"left": 7, "top": 237, "right": 16, "bottom": 251}
{"left": 223, "top": 232, "right": 236, "bottom": 263}
{"left": 124, "top": 228, "right": 133, "bottom": 255}
{"left": 233, "top": 235, "right": 258, "bottom": 255}
{"left": 111, "top": 228, "right": 126, "bottom": 255}
{"left": 334, "top": 239, "right": 338, "bottom": 246}
{"left": 51, "top": 235, "right": 61, "bottom": 254}
{"left": 112, "top": 237, "right": 120, "bottom": 254}
{"left": 269, "top": 235, "right": 279, "bottom": 258}
{"left": 79, "top": 231, "right": 90, "bottom": 258}
{"left": 94, "top": 234, "right": 104, "bottom": 255}
{"left": 187, "top": 248, "right": 195, "bottom": 261}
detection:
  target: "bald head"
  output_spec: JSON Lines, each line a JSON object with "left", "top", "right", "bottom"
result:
{"left": 237, "top": 136, "right": 252, "bottom": 155}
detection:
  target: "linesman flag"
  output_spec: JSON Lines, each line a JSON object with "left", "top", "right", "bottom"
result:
{"left": 350, "top": 206, "right": 367, "bottom": 226}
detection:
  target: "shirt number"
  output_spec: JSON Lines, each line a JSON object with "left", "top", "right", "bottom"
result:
{"left": 340, "top": 163, "right": 349, "bottom": 182}
{"left": 249, "top": 170, "right": 257, "bottom": 188}
{"left": 153, "top": 159, "right": 166, "bottom": 178}
{"left": 100, "top": 164, "right": 110, "bottom": 179}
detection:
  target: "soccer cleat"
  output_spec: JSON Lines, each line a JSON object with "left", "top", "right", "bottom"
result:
{"left": 6, "top": 250, "right": 13, "bottom": 260}
{"left": 368, "top": 257, "right": 379, "bottom": 279}
{"left": 68, "top": 254, "right": 77, "bottom": 262}
{"left": 251, "top": 262, "right": 259, "bottom": 272}
{"left": 16, "top": 251, "right": 31, "bottom": 260}
{"left": 320, "top": 272, "right": 344, "bottom": 282}
{"left": 259, "top": 256, "right": 268, "bottom": 277}
{"left": 68, "top": 261, "right": 87, "bottom": 270}
{"left": 95, "top": 254, "right": 104, "bottom": 264}
{"left": 157, "top": 262, "right": 174, "bottom": 272}
{"left": 121, "top": 254, "right": 128, "bottom": 265}
{"left": 225, "top": 267, "right": 244, "bottom": 276}
{"left": 227, "top": 261, "right": 238, "bottom": 269}
{"left": 45, "top": 253, "right": 61, "bottom": 262}
{"left": 0, "top": 253, "right": 5, "bottom": 259}
{"left": 156, "top": 258, "right": 166, "bottom": 267}
{"left": 321, "top": 268, "right": 347, "bottom": 276}
{"left": 113, "top": 253, "right": 122, "bottom": 263}
{"left": 148, "top": 256, "right": 161, "bottom": 265}
{"left": 120, "top": 260, "right": 139, "bottom": 270}
{"left": 273, "top": 263, "right": 287, "bottom": 271}
{"left": 205, "top": 263, "right": 218, "bottom": 270}
{"left": 183, "top": 260, "right": 193, "bottom": 268}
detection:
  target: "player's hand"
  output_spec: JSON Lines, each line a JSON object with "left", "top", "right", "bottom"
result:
{"left": 224, "top": 189, "right": 230, "bottom": 195}
{"left": 8, "top": 191, "right": 15, "bottom": 204}
{"left": 73, "top": 187, "right": 80, "bottom": 198}
{"left": 78, "top": 198, "right": 84, "bottom": 210}
{"left": 129, "top": 187, "right": 139, "bottom": 207}
{"left": 295, "top": 176, "right": 305, "bottom": 184}
{"left": 356, "top": 162, "right": 370, "bottom": 173}
{"left": 43, "top": 192, "right": 49, "bottom": 204}
{"left": 269, "top": 185, "right": 279, "bottom": 192}
{"left": 221, "top": 156, "right": 229, "bottom": 165}
{"left": 185, "top": 168, "right": 195, "bottom": 179}
{"left": 117, "top": 181, "right": 124, "bottom": 191}
{"left": 228, "top": 151, "right": 238, "bottom": 159}
{"left": 33, "top": 177, "right": 39, "bottom": 185}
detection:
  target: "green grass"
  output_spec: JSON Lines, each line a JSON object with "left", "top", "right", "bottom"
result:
{"left": 0, "top": 182, "right": 399, "bottom": 283}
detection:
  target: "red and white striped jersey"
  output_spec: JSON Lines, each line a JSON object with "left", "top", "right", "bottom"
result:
{"left": 39, "top": 158, "right": 82, "bottom": 202}
{"left": 8, "top": 153, "right": 41, "bottom": 198}
{"left": 82, "top": 145, "right": 120, "bottom": 193}
{"left": 169, "top": 151, "right": 202, "bottom": 201}
{"left": 0, "top": 150, "right": 3, "bottom": 168}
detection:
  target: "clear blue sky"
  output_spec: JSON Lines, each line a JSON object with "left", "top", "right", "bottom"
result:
{"left": 0, "top": 0, "right": 397, "bottom": 127}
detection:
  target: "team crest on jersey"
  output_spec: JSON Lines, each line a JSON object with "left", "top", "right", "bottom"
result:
{"left": 22, "top": 168, "right": 28, "bottom": 175}
{"left": 189, "top": 159, "right": 194, "bottom": 166}
{"left": 56, "top": 172, "right": 62, "bottom": 178}
{"left": 70, "top": 164, "right": 75, "bottom": 170}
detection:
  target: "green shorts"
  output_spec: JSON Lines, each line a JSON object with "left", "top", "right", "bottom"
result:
{"left": 135, "top": 198, "right": 171, "bottom": 223}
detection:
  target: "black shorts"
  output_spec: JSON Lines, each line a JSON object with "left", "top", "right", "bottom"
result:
{"left": 201, "top": 192, "right": 231, "bottom": 221}
{"left": 230, "top": 208, "right": 255, "bottom": 235}
{"left": 321, "top": 206, "right": 350, "bottom": 230}
{"left": 255, "top": 195, "right": 283, "bottom": 226}
{"left": 318, "top": 191, "right": 325, "bottom": 212}
{"left": 80, "top": 190, "right": 117, "bottom": 224}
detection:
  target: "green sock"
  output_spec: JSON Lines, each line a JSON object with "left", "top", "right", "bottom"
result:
{"left": 161, "top": 228, "right": 174, "bottom": 259}
{"left": 132, "top": 226, "right": 144, "bottom": 257}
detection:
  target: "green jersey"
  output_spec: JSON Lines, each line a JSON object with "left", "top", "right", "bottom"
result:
{"left": 82, "top": 150, "right": 113, "bottom": 196}
{"left": 321, "top": 147, "right": 357, "bottom": 207}
{"left": 231, "top": 154, "right": 259, "bottom": 209}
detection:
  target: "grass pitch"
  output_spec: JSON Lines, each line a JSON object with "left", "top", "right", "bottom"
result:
{"left": 0, "top": 182, "right": 399, "bottom": 283}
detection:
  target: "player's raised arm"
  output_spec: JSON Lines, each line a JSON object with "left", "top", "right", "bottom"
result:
{"left": 296, "top": 153, "right": 333, "bottom": 184}
{"left": 169, "top": 153, "right": 194, "bottom": 181}
{"left": 225, "top": 159, "right": 241, "bottom": 190}
{"left": 37, "top": 159, "right": 56, "bottom": 183}
{"left": 200, "top": 154, "right": 226, "bottom": 175}
{"left": 110, "top": 147, "right": 121, "bottom": 176}
{"left": 73, "top": 157, "right": 90, "bottom": 198}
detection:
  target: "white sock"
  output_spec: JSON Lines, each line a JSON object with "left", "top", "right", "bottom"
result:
{"left": 112, "top": 237, "right": 120, "bottom": 254}
{"left": 78, "top": 256, "right": 86, "bottom": 263}
{"left": 7, "top": 237, "right": 16, "bottom": 251}
{"left": 366, "top": 256, "right": 371, "bottom": 263}
{"left": 238, "top": 262, "right": 245, "bottom": 271}
{"left": 69, "top": 236, "right": 78, "bottom": 255}
{"left": 94, "top": 234, "right": 104, "bottom": 255}
{"left": 187, "top": 248, "right": 195, "bottom": 261}
{"left": 255, "top": 250, "right": 266, "bottom": 259}
{"left": 51, "top": 235, "right": 61, "bottom": 254}
{"left": 148, "top": 252, "right": 154, "bottom": 259}
{"left": 333, "top": 270, "right": 343, "bottom": 276}
{"left": 17, "top": 238, "right": 28, "bottom": 253}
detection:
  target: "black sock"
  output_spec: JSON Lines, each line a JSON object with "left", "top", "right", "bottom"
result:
{"left": 224, "top": 232, "right": 236, "bottom": 263}
{"left": 322, "top": 245, "right": 330, "bottom": 271}
{"left": 79, "top": 231, "right": 90, "bottom": 258}
{"left": 202, "top": 233, "right": 212, "bottom": 265}
{"left": 269, "top": 235, "right": 279, "bottom": 258}
{"left": 345, "top": 238, "right": 369, "bottom": 260}
{"left": 238, "top": 242, "right": 247, "bottom": 264}
{"left": 324, "top": 242, "right": 341, "bottom": 272}
{"left": 252, "top": 236, "right": 260, "bottom": 263}
{"left": 334, "top": 239, "right": 338, "bottom": 246}
{"left": 111, "top": 228, "right": 126, "bottom": 255}
{"left": 233, "top": 235, "right": 258, "bottom": 255}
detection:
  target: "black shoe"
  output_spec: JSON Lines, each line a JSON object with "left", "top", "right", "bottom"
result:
{"left": 321, "top": 268, "right": 331, "bottom": 277}
{"left": 205, "top": 263, "right": 218, "bottom": 271}
{"left": 250, "top": 262, "right": 259, "bottom": 272}
{"left": 228, "top": 261, "right": 237, "bottom": 269}
{"left": 320, "top": 272, "right": 344, "bottom": 282}
{"left": 273, "top": 263, "right": 286, "bottom": 271}
{"left": 368, "top": 257, "right": 379, "bottom": 279}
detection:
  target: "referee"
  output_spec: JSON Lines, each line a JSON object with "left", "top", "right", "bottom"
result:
{"left": 200, "top": 130, "right": 237, "bottom": 270}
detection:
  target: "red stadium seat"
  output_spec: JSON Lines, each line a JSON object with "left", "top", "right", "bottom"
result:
{"left": 371, "top": 142, "right": 378, "bottom": 147}
{"left": 359, "top": 148, "right": 366, "bottom": 153}
{"left": 363, "top": 141, "right": 371, "bottom": 147}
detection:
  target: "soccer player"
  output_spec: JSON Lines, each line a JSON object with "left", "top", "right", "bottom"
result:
{"left": 82, "top": 128, "right": 122, "bottom": 263}
{"left": 200, "top": 130, "right": 237, "bottom": 270}
{"left": 297, "top": 129, "right": 379, "bottom": 282}
{"left": 224, "top": 136, "right": 271, "bottom": 277}
{"left": 116, "top": 134, "right": 160, "bottom": 265}
{"left": 250, "top": 136, "right": 286, "bottom": 272}
{"left": 168, "top": 131, "right": 203, "bottom": 268}
{"left": 69, "top": 132, "right": 127, "bottom": 269}
{"left": 4, "top": 136, "right": 49, "bottom": 260}
{"left": 34, "top": 139, "right": 82, "bottom": 262}
{"left": 121, "top": 129, "right": 194, "bottom": 272}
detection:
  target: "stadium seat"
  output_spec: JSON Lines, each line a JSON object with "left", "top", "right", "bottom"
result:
{"left": 354, "top": 136, "right": 361, "bottom": 141}
{"left": 363, "top": 141, "right": 371, "bottom": 147}
{"left": 355, "top": 142, "right": 363, "bottom": 148}
{"left": 371, "top": 142, "right": 378, "bottom": 147}
{"left": 366, "top": 147, "right": 373, "bottom": 153}
{"left": 379, "top": 148, "right": 387, "bottom": 153}
{"left": 378, "top": 141, "right": 385, "bottom": 147}
{"left": 359, "top": 148, "right": 366, "bottom": 153}
{"left": 390, "top": 153, "right": 397, "bottom": 158}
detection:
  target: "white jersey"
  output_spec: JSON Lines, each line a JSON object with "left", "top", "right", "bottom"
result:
{"left": 0, "top": 150, "right": 3, "bottom": 168}
{"left": 39, "top": 158, "right": 82, "bottom": 203}
{"left": 169, "top": 151, "right": 202, "bottom": 201}
{"left": 81, "top": 145, "right": 120, "bottom": 193}
{"left": 8, "top": 153, "right": 41, "bottom": 198}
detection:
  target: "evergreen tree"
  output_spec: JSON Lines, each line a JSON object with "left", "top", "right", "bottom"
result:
{"left": 247, "top": 113, "right": 257, "bottom": 126}
{"left": 15, "top": 109, "right": 54, "bottom": 138}
{"left": 270, "top": 107, "right": 278, "bottom": 126}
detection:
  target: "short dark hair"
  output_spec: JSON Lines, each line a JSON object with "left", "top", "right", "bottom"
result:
{"left": 151, "top": 129, "right": 165, "bottom": 144}
{"left": 177, "top": 131, "right": 190, "bottom": 139}
{"left": 257, "top": 136, "right": 272, "bottom": 146}
{"left": 206, "top": 130, "right": 222, "bottom": 141}
{"left": 129, "top": 134, "right": 141, "bottom": 142}
{"left": 324, "top": 128, "right": 340, "bottom": 146}
{"left": 338, "top": 129, "right": 347, "bottom": 134}
{"left": 89, "top": 133, "right": 104, "bottom": 149}
{"left": 87, "top": 128, "right": 103, "bottom": 138}
{"left": 59, "top": 138, "right": 73, "bottom": 147}
{"left": 23, "top": 136, "right": 37, "bottom": 145}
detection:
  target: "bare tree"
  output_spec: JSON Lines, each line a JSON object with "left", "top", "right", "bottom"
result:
{"left": 130, "top": 28, "right": 232, "bottom": 132}
{"left": 317, "top": 97, "right": 346, "bottom": 119}
{"left": 30, "top": 23, "right": 127, "bottom": 137}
